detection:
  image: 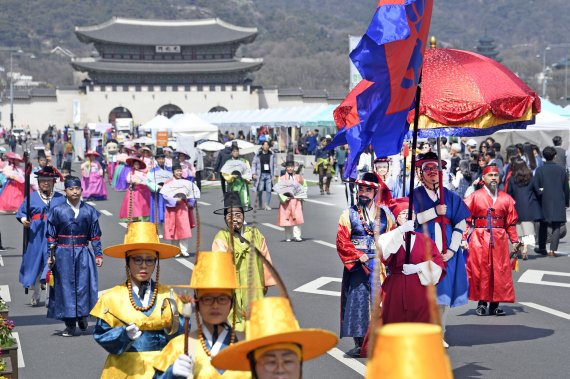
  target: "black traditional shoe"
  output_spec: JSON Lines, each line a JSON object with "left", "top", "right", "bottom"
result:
{"left": 475, "top": 304, "right": 488, "bottom": 316}
{"left": 534, "top": 247, "right": 548, "bottom": 256}
{"left": 78, "top": 317, "right": 88, "bottom": 331}
{"left": 346, "top": 346, "right": 361, "bottom": 358}
{"left": 491, "top": 308, "right": 506, "bottom": 316}
{"left": 62, "top": 326, "right": 76, "bottom": 337}
{"left": 0, "top": 246, "right": 6, "bottom": 252}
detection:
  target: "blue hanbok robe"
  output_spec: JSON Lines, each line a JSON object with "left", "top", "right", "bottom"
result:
{"left": 337, "top": 205, "right": 393, "bottom": 338}
{"left": 46, "top": 201, "right": 102, "bottom": 320}
{"left": 17, "top": 191, "right": 66, "bottom": 288}
{"left": 413, "top": 186, "right": 471, "bottom": 307}
{"left": 146, "top": 165, "right": 172, "bottom": 224}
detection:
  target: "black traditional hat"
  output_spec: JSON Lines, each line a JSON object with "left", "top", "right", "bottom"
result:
{"left": 213, "top": 191, "right": 253, "bottom": 215}
{"left": 37, "top": 149, "right": 47, "bottom": 160}
{"left": 34, "top": 165, "right": 60, "bottom": 179}
{"left": 61, "top": 160, "right": 75, "bottom": 173}
{"left": 415, "top": 152, "right": 447, "bottom": 168}
{"left": 171, "top": 159, "right": 182, "bottom": 172}
{"left": 155, "top": 148, "right": 165, "bottom": 158}
{"left": 230, "top": 141, "right": 239, "bottom": 152}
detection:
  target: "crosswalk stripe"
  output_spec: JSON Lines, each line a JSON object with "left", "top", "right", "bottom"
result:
{"left": 304, "top": 199, "right": 336, "bottom": 206}
{"left": 327, "top": 347, "right": 366, "bottom": 376}
{"left": 0, "top": 285, "right": 11, "bottom": 302}
{"left": 86, "top": 201, "right": 96, "bottom": 206}
{"left": 520, "top": 302, "right": 570, "bottom": 321}
{"left": 175, "top": 258, "right": 195, "bottom": 270}
{"left": 100, "top": 210, "right": 113, "bottom": 216}
{"left": 313, "top": 240, "right": 336, "bottom": 249}
{"left": 119, "top": 223, "right": 128, "bottom": 228}
{"left": 261, "top": 223, "right": 285, "bottom": 231}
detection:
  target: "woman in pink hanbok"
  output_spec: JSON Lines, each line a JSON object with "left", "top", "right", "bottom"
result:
{"left": 139, "top": 146, "right": 154, "bottom": 169}
{"left": 0, "top": 152, "right": 26, "bottom": 214}
{"left": 119, "top": 157, "right": 151, "bottom": 221}
{"left": 81, "top": 151, "right": 108, "bottom": 200}
{"left": 161, "top": 160, "right": 199, "bottom": 257}
{"left": 276, "top": 160, "right": 306, "bottom": 242}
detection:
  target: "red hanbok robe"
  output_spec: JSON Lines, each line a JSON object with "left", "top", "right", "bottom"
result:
{"left": 463, "top": 188, "right": 518, "bottom": 303}
{"left": 276, "top": 174, "right": 305, "bottom": 227}
{"left": 380, "top": 231, "right": 445, "bottom": 324}
{"left": 0, "top": 164, "right": 25, "bottom": 213}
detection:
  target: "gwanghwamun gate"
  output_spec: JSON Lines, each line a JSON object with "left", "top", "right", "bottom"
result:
{"left": 0, "top": 17, "right": 343, "bottom": 135}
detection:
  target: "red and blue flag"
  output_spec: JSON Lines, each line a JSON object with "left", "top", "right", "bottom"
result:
{"left": 328, "top": 0, "right": 433, "bottom": 178}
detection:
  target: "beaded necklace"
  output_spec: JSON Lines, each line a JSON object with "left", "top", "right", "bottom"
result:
{"left": 125, "top": 262, "right": 160, "bottom": 312}
{"left": 195, "top": 298, "right": 237, "bottom": 358}
{"left": 357, "top": 206, "right": 375, "bottom": 236}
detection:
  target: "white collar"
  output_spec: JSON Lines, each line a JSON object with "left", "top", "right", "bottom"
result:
{"left": 483, "top": 185, "right": 498, "bottom": 204}
{"left": 201, "top": 323, "right": 230, "bottom": 358}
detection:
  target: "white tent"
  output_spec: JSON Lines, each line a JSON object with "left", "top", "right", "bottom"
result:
{"left": 140, "top": 114, "right": 174, "bottom": 132}
{"left": 171, "top": 114, "right": 218, "bottom": 140}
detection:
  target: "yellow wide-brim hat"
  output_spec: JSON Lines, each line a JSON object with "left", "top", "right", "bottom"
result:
{"left": 211, "top": 297, "right": 338, "bottom": 371}
{"left": 366, "top": 323, "right": 453, "bottom": 379}
{"left": 170, "top": 251, "right": 238, "bottom": 290}
{"left": 103, "top": 222, "right": 180, "bottom": 259}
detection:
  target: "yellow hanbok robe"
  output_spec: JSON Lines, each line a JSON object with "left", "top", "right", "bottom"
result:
{"left": 91, "top": 283, "right": 183, "bottom": 379}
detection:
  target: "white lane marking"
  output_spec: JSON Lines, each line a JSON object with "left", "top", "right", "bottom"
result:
{"left": 0, "top": 255, "right": 4, "bottom": 267}
{"left": 175, "top": 258, "right": 195, "bottom": 270}
{"left": 520, "top": 302, "right": 570, "bottom": 321}
{"left": 100, "top": 210, "right": 113, "bottom": 216}
{"left": 327, "top": 347, "right": 366, "bottom": 376}
{"left": 261, "top": 223, "right": 284, "bottom": 231}
{"left": 304, "top": 199, "right": 336, "bottom": 206}
{"left": 518, "top": 269, "right": 570, "bottom": 288}
{"left": 86, "top": 201, "right": 96, "bottom": 206}
{"left": 13, "top": 332, "right": 25, "bottom": 367}
{"left": 0, "top": 285, "right": 11, "bottom": 301}
{"left": 294, "top": 277, "right": 342, "bottom": 297}
{"left": 198, "top": 201, "right": 211, "bottom": 206}
{"left": 313, "top": 240, "right": 337, "bottom": 249}
{"left": 119, "top": 222, "right": 128, "bottom": 228}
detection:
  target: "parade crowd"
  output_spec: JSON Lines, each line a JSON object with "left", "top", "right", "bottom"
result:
{"left": 0, "top": 125, "right": 569, "bottom": 378}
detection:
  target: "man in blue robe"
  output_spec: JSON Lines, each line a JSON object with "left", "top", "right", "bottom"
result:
{"left": 17, "top": 166, "right": 66, "bottom": 306}
{"left": 46, "top": 175, "right": 103, "bottom": 337}
{"left": 412, "top": 152, "right": 470, "bottom": 348}
{"left": 146, "top": 148, "right": 172, "bottom": 238}
{"left": 336, "top": 172, "right": 394, "bottom": 357}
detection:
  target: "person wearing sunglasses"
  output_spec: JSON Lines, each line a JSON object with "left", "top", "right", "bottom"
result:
{"left": 153, "top": 251, "right": 250, "bottom": 378}
{"left": 412, "top": 152, "right": 471, "bottom": 348}
{"left": 90, "top": 222, "right": 183, "bottom": 379}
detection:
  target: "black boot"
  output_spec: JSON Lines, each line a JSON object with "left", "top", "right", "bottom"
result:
{"left": 489, "top": 302, "right": 506, "bottom": 316}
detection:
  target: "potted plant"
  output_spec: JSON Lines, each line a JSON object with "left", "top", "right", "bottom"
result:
{"left": 0, "top": 299, "right": 8, "bottom": 320}
{"left": 0, "top": 316, "right": 17, "bottom": 379}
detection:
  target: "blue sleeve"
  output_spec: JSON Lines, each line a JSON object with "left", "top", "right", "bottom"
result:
{"left": 16, "top": 196, "right": 29, "bottom": 221}
{"left": 89, "top": 207, "right": 103, "bottom": 256}
{"left": 46, "top": 207, "right": 58, "bottom": 243}
{"left": 93, "top": 318, "right": 134, "bottom": 355}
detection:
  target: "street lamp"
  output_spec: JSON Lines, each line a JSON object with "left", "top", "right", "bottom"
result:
{"left": 542, "top": 46, "right": 551, "bottom": 98}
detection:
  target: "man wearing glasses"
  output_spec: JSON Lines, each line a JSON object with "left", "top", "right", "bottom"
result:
{"left": 46, "top": 176, "right": 103, "bottom": 337}
{"left": 412, "top": 152, "right": 471, "bottom": 348}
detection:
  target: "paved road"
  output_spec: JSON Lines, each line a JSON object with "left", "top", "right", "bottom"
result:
{"left": 1, "top": 161, "right": 570, "bottom": 378}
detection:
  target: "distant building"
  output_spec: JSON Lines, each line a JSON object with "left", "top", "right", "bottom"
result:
{"left": 476, "top": 34, "right": 502, "bottom": 62}
{"left": 0, "top": 17, "right": 341, "bottom": 131}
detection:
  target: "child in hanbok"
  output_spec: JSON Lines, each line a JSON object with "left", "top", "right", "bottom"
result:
{"left": 276, "top": 160, "right": 306, "bottom": 242}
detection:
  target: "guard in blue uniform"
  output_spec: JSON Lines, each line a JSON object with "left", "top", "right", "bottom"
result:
{"left": 46, "top": 175, "right": 103, "bottom": 337}
{"left": 17, "top": 166, "right": 66, "bottom": 306}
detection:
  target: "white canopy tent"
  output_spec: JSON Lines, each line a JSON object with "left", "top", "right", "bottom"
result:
{"left": 140, "top": 115, "right": 174, "bottom": 132}
{"left": 171, "top": 114, "right": 218, "bottom": 140}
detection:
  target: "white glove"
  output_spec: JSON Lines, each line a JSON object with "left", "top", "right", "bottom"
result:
{"left": 125, "top": 323, "right": 141, "bottom": 340}
{"left": 397, "top": 220, "right": 415, "bottom": 234}
{"left": 172, "top": 354, "right": 193, "bottom": 377}
{"left": 402, "top": 264, "right": 420, "bottom": 275}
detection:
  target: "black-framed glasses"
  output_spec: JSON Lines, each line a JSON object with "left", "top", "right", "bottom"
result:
{"left": 198, "top": 295, "right": 232, "bottom": 306}
{"left": 131, "top": 257, "right": 157, "bottom": 266}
